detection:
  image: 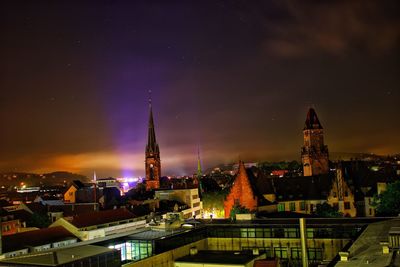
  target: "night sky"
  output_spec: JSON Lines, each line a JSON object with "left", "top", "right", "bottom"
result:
{"left": 1, "top": 1, "right": 399, "bottom": 177}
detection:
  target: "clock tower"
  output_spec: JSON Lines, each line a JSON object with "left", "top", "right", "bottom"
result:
{"left": 145, "top": 98, "right": 161, "bottom": 190}
{"left": 301, "top": 108, "right": 329, "bottom": 176}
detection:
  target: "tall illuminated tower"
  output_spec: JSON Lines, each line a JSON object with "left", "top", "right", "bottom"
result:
{"left": 196, "top": 147, "right": 203, "bottom": 195}
{"left": 145, "top": 96, "right": 161, "bottom": 190}
{"left": 301, "top": 108, "right": 329, "bottom": 176}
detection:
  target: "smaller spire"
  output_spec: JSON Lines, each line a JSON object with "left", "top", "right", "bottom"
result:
{"left": 197, "top": 146, "right": 202, "bottom": 178}
{"left": 93, "top": 171, "right": 97, "bottom": 182}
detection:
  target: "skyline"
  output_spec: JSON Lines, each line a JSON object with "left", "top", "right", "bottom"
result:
{"left": 1, "top": 1, "right": 399, "bottom": 177}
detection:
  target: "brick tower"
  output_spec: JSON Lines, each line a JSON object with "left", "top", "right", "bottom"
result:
{"left": 301, "top": 108, "right": 329, "bottom": 176}
{"left": 224, "top": 161, "right": 257, "bottom": 218}
{"left": 145, "top": 99, "right": 161, "bottom": 190}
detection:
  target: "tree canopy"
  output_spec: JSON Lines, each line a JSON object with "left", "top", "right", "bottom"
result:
{"left": 373, "top": 180, "right": 400, "bottom": 216}
{"left": 314, "top": 203, "right": 343, "bottom": 218}
{"left": 27, "top": 212, "right": 51, "bottom": 228}
{"left": 229, "top": 204, "right": 251, "bottom": 219}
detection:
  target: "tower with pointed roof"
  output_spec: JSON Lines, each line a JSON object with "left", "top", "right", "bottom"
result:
{"left": 224, "top": 161, "right": 258, "bottom": 218}
{"left": 196, "top": 147, "right": 203, "bottom": 196}
{"left": 145, "top": 96, "right": 161, "bottom": 190}
{"left": 301, "top": 108, "right": 329, "bottom": 176}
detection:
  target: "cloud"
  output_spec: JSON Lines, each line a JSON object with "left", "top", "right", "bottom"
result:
{"left": 263, "top": 1, "right": 400, "bottom": 58}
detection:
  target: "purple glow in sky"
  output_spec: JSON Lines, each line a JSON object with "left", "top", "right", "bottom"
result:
{"left": 0, "top": 1, "right": 399, "bottom": 177}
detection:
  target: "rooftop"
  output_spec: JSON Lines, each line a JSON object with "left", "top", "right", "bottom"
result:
{"left": 0, "top": 245, "right": 117, "bottom": 266}
{"left": 335, "top": 218, "right": 400, "bottom": 266}
{"left": 127, "top": 228, "right": 186, "bottom": 240}
{"left": 3, "top": 226, "right": 76, "bottom": 253}
{"left": 70, "top": 208, "right": 135, "bottom": 228}
{"left": 175, "top": 250, "right": 264, "bottom": 265}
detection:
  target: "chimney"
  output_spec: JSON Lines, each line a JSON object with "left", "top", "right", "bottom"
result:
{"left": 189, "top": 247, "right": 198, "bottom": 256}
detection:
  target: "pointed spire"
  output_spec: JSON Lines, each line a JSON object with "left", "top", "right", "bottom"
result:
{"left": 197, "top": 146, "right": 202, "bottom": 178}
{"left": 237, "top": 160, "right": 247, "bottom": 177}
{"left": 304, "top": 108, "right": 323, "bottom": 130}
{"left": 146, "top": 90, "right": 159, "bottom": 155}
{"left": 93, "top": 171, "right": 97, "bottom": 182}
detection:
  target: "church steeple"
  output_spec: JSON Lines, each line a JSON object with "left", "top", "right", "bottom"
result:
{"left": 145, "top": 92, "right": 161, "bottom": 190}
{"left": 196, "top": 147, "right": 202, "bottom": 178}
{"left": 146, "top": 103, "right": 159, "bottom": 155}
{"left": 301, "top": 108, "right": 329, "bottom": 176}
{"left": 196, "top": 147, "right": 204, "bottom": 197}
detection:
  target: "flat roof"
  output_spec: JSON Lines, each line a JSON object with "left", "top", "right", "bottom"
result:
{"left": 335, "top": 218, "right": 400, "bottom": 267}
{"left": 2, "top": 226, "right": 76, "bottom": 253}
{"left": 70, "top": 208, "right": 136, "bottom": 228}
{"left": 127, "top": 228, "right": 187, "bottom": 240}
{"left": 200, "top": 217, "right": 391, "bottom": 226}
{"left": 0, "top": 245, "right": 116, "bottom": 266}
{"left": 176, "top": 250, "right": 264, "bottom": 265}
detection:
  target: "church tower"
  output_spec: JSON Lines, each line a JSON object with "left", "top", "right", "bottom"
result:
{"left": 301, "top": 108, "right": 329, "bottom": 176}
{"left": 145, "top": 98, "right": 161, "bottom": 190}
{"left": 196, "top": 147, "right": 203, "bottom": 196}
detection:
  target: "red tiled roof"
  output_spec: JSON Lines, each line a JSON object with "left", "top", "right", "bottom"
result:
{"left": 71, "top": 208, "right": 135, "bottom": 228}
{"left": 2, "top": 226, "right": 75, "bottom": 253}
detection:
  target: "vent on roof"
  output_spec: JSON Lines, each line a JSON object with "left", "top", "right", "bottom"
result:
{"left": 389, "top": 227, "right": 400, "bottom": 248}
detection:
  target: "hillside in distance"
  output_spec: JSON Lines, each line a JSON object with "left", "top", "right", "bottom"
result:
{"left": 0, "top": 171, "right": 89, "bottom": 188}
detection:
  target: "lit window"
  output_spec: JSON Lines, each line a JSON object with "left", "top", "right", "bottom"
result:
{"left": 277, "top": 203, "right": 285, "bottom": 212}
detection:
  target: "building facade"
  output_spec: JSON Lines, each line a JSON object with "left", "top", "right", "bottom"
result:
{"left": 155, "top": 188, "right": 203, "bottom": 219}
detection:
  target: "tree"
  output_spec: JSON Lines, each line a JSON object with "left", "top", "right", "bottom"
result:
{"left": 314, "top": 203, "right": 342, "bottom": 218}
{"left": 202, "top": 190, "right": 228, "bottom": 218}
{"left": 373, "top": 180, "right": 400, "bottom": 216}
{"left": 27, "top": 212, "right": 51, "bottom": 228}
{"left": 229, "top": 204, "right": 251, "bottom": 219}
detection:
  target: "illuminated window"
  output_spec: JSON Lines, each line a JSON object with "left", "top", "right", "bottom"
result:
{"left": 285, "top": 228, "right": 298, "bottom": 238}
{"left": 277, "top": 203, "right": 285, "bottom": 212}
{"left": 264, "top": 228, "right": 272, "bottom": 237}
{"left": 274, "top": 247, "right": 288, "bottom": 259}
{"left": 248, "top": 228, "right": 255, "bottom": 237}
{"left": 344, "top": 202, "right": 350, "bottom": 210}
{"left": 300, "top": 201, "right": 306, "bottom": 210}
{"left": 290, "top": 202, "right": 296, "bottom": 211}
{"left": 256, "top": 228, "right": 264, "bottom": 238}
{"left": 308, "top": 248, "right": 323, "bottom": 260}
{"left": 306, "top": 228, "right": 314, "bottom": 238}
{"left": 291, "top": 248, "right": 302, "bottom": 259}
